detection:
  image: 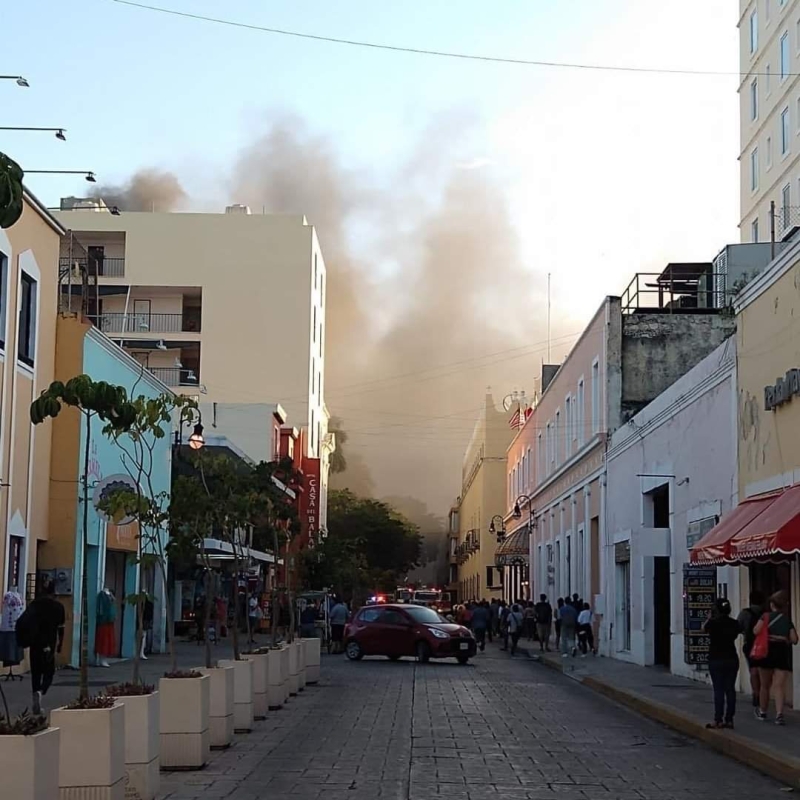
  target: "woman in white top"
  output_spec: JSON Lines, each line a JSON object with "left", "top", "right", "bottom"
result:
{"left": 577, "top": 603, "right": 595, "bottom": 656}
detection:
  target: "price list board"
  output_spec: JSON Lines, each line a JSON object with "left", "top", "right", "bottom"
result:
{"left": 683, "top": 565, "right": 716, "bottom": 665}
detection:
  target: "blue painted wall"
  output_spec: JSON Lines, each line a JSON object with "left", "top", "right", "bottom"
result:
{"left": 68, "top": 331, "right": 172, "bottom": 667}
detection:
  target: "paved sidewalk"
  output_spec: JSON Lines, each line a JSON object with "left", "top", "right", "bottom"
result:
{"left": 518, "top": 643, "right": 800, "bottom": 788}
{"left": 0, "top": 633, "right": 277, "bottom": 717}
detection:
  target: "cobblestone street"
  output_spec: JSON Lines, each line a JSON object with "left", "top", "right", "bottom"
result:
{"left": 160, "top": 646, "right": 786, "bottom": 800}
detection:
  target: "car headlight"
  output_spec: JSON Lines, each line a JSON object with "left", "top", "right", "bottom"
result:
{"left": 429, "top": 627, "right": 450, "bottom": 639}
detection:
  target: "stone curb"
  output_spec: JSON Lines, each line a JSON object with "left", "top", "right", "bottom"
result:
{"left": 535, "top": 654, "right": 800, "bottom": 789}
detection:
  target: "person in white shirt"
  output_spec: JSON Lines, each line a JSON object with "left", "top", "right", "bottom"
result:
{"left": 577, "top": 603, "right": 595, "bottom": 656}
{"left": 507, "top": 604, "right": 525, "bottom": 656}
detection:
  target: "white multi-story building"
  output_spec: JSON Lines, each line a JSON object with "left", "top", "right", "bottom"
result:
{"left": 740, "top": 0, "right": 800, "bottom": 243}
{"left": 53, "top": 204, "right": 332, "bottom": 522}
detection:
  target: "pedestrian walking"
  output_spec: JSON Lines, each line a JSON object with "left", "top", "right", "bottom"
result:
{"left": 508, "top": 604, "right": 524, "bottom": 655}
{"left": 15, "top": 579, "right": 65, "bottom": 715}
{"left": 329, "top": 597, "right": 349, "bottom": 655}
{"left": 523, "top": 602, "right": 537, "bottom": 641}
{"left": 499, "top": 601, "right": 510, "bottom": 650}
{"left": 752, "top": 590, "right": 798, "bottom": 725}
{"left": 534, "top": 594, "right": 553, "bottom": 652}
{"left": 554, "top": 598, "right": 564, "bottom": 651}
{"left": 737, "top": 590, "right": 766, "bottom": 709}
{"left": 471, "top": 601, "right": 490, "bottom": 652}
{"left": 300, "top": 600, "right": 320, "bottom": 639}
{"left": 558, "top": 598, "right": 578, "bottom": 658}
{"left": 248, "top": 592, "right": 262, "bottom": 643}
{"left": 488, "top": 598, "right": 498, "bottom": 642}
{"left": 577, "top": 603, "right": 595, "bottom": 656}
{"left": 703, "top": 597, "right": 742, "bottom": 729}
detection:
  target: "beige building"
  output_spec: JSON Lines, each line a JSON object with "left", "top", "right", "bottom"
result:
{"left": 454, "top": 393, "right": 515, "bottom": 602}
{"left": 0, "top": 192, "right": 60, "bottom": 606}
{"left": 53, "top": 204, "right": 333, "bottom": 519}
{"left": 739, "top": 0, "right": 800, "bottom": 243}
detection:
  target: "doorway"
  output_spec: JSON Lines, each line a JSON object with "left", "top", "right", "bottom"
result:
{"left": 615, "top": 552, "right": 631, "bottom": 651}
{"left": 104, "top": 551, "right": 127, "bottom": 657}
{"left": 653, "top": 556, "right": 671, "bottom": 668}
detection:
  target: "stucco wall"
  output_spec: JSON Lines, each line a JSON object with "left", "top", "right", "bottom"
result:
{"left": 605, "top": 337, "right": 738, "bottom": 679}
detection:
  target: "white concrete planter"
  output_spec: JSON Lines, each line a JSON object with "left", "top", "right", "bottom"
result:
{"left": 266, "top": 648, "right": 284, "bottom": 709}
{"left": 158, "top": 675, "right": 210, "bottom": 770}
{"left": 197, "top": 666, "right": 235, "bottom": 749}
{"left": 50, "top": 703, "right": 125, "bottom": 799}
{"left": 0, "top": 726, "right": 60, "bottom": 800}
{"left": 296, "top": 640, "right": 307, "bottom": 690}
{"left": 111, "top": 692, "right": 159, "bottom": 800}
{"left": 288, "top": 640, "right": 300, "bottom": 696}
{"left": 279, "top": 646, "right": 290, "bottom": 704}
{"left": 218, "top": 658, "right": 254, "bottom": 732}
{"left": 303, "top": 637, "right": 321, "bottom": 684}
{"left": 243, "top": 652, "right": 269, "bottom": 719}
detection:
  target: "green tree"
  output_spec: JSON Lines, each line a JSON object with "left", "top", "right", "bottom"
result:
{"left": 0, "top": 153, "right": 24, "bottom": 229}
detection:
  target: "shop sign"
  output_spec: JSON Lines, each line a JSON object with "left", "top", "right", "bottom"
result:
{"left": 764, "top": 369, "right": 800, "bottom": 411}
{"left": 614, "top": 541, "right": 630, "bottom": 563}
{"left": 300, "top": 459, "right": 321, "bottom": 536}
{"left": 683, "top": 565, "right": 716, "bottom": 665}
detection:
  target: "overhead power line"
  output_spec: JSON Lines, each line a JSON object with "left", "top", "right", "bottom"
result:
{"left": 112, "top": 0, "right": 758, "bottom": 77}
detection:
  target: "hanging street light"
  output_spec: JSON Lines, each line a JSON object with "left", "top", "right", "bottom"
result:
{"left": 0, "top": 127, "right": 67, "bottom": 141}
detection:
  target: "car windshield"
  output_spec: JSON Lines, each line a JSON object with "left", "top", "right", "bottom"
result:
{"left": 405, "top": 606, "right": 446, "bottom": 624}
{"left": 414, "top": 592, "right": 439, "bottom": 602}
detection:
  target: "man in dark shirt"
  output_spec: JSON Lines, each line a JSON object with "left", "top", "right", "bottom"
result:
{"left": 703, "top": 598, "right": 741, "bottom": 728}
{"left": 534, "top": 594, "right": 553, "bottom": 652}
{"left": 26, "top": 579, "right": 65, "bottom": 714}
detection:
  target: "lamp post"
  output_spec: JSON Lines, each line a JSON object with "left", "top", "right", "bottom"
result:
{"left": 0, "top": 126, "right": 67, "bottom": 140}
{"left": 488, "top": 514, "right": 506, "bottom": 544}
{"left": 0, "top": 76, "right": 29, "bottom": 87}
{"left": 26, "top": 169, "right": 96, "bottom": 182}
{"left": 511, "top": 494, "right": 535, "bottom": 602}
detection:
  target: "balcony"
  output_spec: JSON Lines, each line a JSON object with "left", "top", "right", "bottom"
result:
{"left": 148, "top": 367, "right": 200, "bottom": 387}
{"left": 92, "top": 312, "right": 202, "bottom": 335}
{"left": 59, "top": 256, "right": 125, "bottom": 278}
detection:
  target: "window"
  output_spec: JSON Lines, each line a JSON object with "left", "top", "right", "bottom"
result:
{"left": 547, "top": 422, "right": 554, "bottom": 470}
{"left": 486, "top": 566, "right": 494, "bottom": 588}
{"left": 318, "top": 371, "right": 321, "bottom": 403}
{"left": 782, "top": 106, "right": 791, "bottom": 154}
{"left": 311, "top": 359, "right": 315, "bottom": 394}
{"left": 797, "top": 17, "right": 800, "bottom": 50}
{"left": 537, "top": 432, "right": 543, "bottom": 480}
{"left": 751, "top": 9, "right": 759, "bottom": 53}
{"left": 18, "top": 272, "right": 37, "bottom": 367}
{"left": 751, "top": 147, "right": 759, "bottom": 191}
{"left": 767, "top": 0, "right": 772, "bottom": 23}
{"left": 565, "top": 394, "right": 572, "bottom": 454}
{"left": 752, "top": 217, "right": 760, "bottom": 242}
{"left": 797, "top": 97, "right": 800, "bottom": 131}
{"left": 357, "top": 607, "right": 382, "bottom": 623}
{"left": 783, "top": 183, "right": 791, "bottom": 227}
{"left": 314, "top": 253, "right": 318, "bottom": 290}
{"left": 0, "top": 251, "right": 7, "bottom": 349}
{"left": 526, "top": 446, "right": 532, "bottom": 487}
{"left": 751, "top": 78, "right": 759, "bottom": 121}
{"left": 767, "top": 135, "right": 773, "bottom": 168}
{"left": 577, "top": 378, "right": 585, "bottom": 447}
{"left": 554, "top": 409, "right": 561, "bottom": 466}
{"left": 310, "top": 409, "right": 315, "bottom": 451}
{"left": 591, "top": 359, "right": 600, "bottom": 434}
{"left": 767, "top": 63, "right": 772, "bottom": 94}
{"left": 781, "top": 31, "right": 790, "bottom": 79}
{"left": 313, "top": 306, "right": 317, "bottom": 342}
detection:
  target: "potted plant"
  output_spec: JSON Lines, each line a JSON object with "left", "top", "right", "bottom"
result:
{"left": 105, "top": 682, "right": 159, "bottom": 799}
{"left": 196, "top": 664, "right": 235, "bottom": 749}
{"left": 31, "top": 377, "right": 136, "bottom": 797}
{"left": 0, "top": 686, "right": 59, "bottom": 800}
{"left": 303, "top": 635, "right": 321, "bottom": 684}
{"left": 158, "top": 670, "right": 210, "bottom": 769}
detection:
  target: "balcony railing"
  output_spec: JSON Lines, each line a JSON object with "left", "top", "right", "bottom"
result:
{"left": 148, "top": 367, "right": 200, "bottom": 386}
{"left": 59, "top": 257, "right": 125, "bottom": 278}
{"left": 92, "top": 312, "right": 201, "bottom": 334}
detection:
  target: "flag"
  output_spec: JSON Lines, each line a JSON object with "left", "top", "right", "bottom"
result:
{"left": 508, "top": 408, "right": 521, "bottom": 429}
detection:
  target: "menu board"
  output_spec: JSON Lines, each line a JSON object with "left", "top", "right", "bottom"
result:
{"left": 683, "top": 565, "right": 717, "bottom": 665}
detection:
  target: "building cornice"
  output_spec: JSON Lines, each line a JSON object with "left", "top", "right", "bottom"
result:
{"left": 735, "top": 234, "right": 800, "bottom": 311}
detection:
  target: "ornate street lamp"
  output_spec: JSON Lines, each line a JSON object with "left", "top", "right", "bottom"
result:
{"left": 489, "top": 514, "right": 506, "bottom": 544}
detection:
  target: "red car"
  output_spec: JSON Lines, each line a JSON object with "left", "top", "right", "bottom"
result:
{"left": 344, "top": 603, "right": 476, "bottom": 664}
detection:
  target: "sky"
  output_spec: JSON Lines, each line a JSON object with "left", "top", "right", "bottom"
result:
{"left": 2, "top": 0, "right": 742, "bottom": 513}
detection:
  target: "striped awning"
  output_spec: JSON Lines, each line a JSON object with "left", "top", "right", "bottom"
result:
{"left": 495, "top": 526, "right": 529, "bottom": 567}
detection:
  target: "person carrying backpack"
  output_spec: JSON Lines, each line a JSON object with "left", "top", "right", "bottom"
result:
{"left": 16, "top": 579, "right": 65, "bottom": 715}
{"left": 737, "top": 590, "right": 766, "bottom": 709}
{"left": 507, "top": 604, "right": 525, "bottom": 655}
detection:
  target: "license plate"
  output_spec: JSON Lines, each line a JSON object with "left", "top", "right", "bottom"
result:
{"left": 459, "top": 642, "right": 469, "bottom": 651}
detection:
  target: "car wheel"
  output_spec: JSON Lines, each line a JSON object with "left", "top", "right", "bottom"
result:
{"left": 388, "top": 655, "right": 401, "bottom": 661}
{"left": 345, "top": 640, "right": 364, "bottom": 661}
{"left": 415, "top": 641, "right": 431, "bottom": 663}
{"left": 456, "top": 655, "right": 470, "bottom": 665}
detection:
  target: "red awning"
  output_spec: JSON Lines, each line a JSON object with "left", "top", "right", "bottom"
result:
{"left": 728, "top": 485, "right": 800, "bottom": 562}
{"left": 691, "top": 494, "right": 779, "bottom": 565}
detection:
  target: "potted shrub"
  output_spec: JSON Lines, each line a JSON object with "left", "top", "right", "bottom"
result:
{"left": 279, "top": 644, "right": 291, "bottom": 704}
{"left": 242, "top": 649, "right": 269, "bottom": 720}
{"left": 266, "top": 646, "right": 284, "bottom": 710}
{"left": 50, "top": 695, "right": 126, "bottom": 797}
{"left": 196, "top": 665, "right": 235, "bottom": 749}
{"left": 105, "top": 683, "right": 159, "bottom": 800}
{"left": 297, "top": 639, "right": 307, "bottom": 690}
{"left": 158, "top": 670, "right": 210, "bottom": 770}
{"left": 0, "top": 701, "right": 59, "bottom": 800}
{"left": 217, "top": 658, "right": 254, "bottom": 733}
{"left": 287, "top": 638, "right": 300, "bottom": 696}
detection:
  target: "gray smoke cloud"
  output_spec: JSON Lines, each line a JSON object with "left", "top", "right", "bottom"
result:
{"left": 91, "top": 168, "right": 186, "bottom": 212}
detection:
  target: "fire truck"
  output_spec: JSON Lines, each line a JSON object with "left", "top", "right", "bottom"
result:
{"left": 412, "top": 587, "right": 443, "bottom": 611}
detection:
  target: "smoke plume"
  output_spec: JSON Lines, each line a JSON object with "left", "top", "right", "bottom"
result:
{"left": 91, "top": 168, "right": 186, "bottom": 212}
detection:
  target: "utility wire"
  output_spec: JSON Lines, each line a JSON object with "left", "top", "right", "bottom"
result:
{"left": 112, "top": 0, "right": 755, "bottom": 77}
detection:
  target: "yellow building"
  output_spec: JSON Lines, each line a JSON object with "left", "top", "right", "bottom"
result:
{"left": 0, "top": 192, "right": 60, "bottom": 609}
{"left": 454, "top": 393, "right": 515, "bottom": 602}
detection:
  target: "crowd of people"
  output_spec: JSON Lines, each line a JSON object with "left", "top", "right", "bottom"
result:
{"left": 448, "top": 593, "right": 596, "bottom": 658}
